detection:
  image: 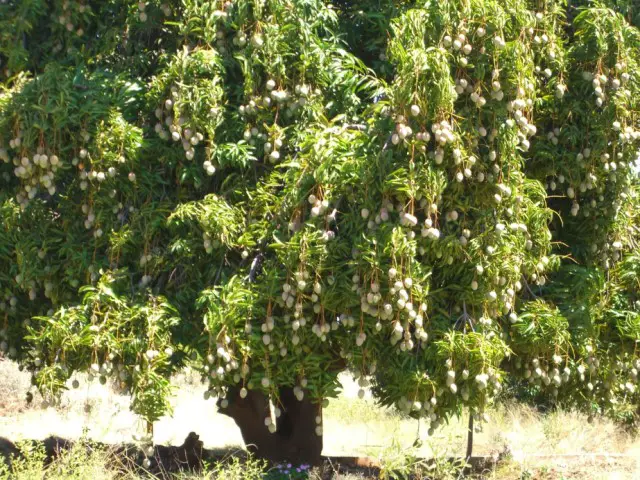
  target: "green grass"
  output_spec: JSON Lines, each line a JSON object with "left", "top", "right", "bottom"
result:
{"left": 1, "top": 442, "right": 267, "bottom": 480}
{"left": 0, "top": 439, "right": 115, "bottom": 480}
{"left": 324, "top": 396, "right": 400, "bottom": 425}
{"left": 0, "top": 439, "right": 366, "bottom": 480}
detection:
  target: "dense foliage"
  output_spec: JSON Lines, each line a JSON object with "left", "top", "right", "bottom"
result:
{"left": 1, "top": 0, "right": 639, "bottom": 448}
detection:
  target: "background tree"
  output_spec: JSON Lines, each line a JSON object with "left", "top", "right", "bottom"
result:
{"left": 0, "top": 0, "right": 639, "bottom": 466}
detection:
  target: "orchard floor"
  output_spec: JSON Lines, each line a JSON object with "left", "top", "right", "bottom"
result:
{"left": 1, "top": 360, "right": 639, "bottom": 479}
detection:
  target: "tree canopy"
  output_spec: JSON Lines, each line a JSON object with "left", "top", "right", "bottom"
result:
{"left": 0, "top": 0, "right": 639, "bottom": 454}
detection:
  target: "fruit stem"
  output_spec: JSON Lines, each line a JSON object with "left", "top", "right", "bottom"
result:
{"left": 465, "top": 410, "right": 473, "bottom": 462}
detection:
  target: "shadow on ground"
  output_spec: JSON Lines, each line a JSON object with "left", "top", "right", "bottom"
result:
{"left": 0, "top": 432, "right": 506, "bottom": 479}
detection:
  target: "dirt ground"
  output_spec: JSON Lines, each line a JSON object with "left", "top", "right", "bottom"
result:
{"left": 1, "top": 360, "right": 639, "bottom": 479}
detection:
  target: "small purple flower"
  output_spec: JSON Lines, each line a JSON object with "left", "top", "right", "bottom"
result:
{"left": 287, "top": 463, "right": 292, "bottom": 468}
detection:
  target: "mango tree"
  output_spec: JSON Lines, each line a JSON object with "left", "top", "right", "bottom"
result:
{"left": 0, "top": 0, "right": 638, "bottom": 465}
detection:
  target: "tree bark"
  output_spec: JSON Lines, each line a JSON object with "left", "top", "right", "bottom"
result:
{"left": 218, "top": 386, "right": 323, "bottom": 466}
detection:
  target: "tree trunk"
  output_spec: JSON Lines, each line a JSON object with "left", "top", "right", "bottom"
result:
{"left": 465, "top": 412, "right": 474, "bottom": 461}
{"left": 218, "top": 386, "right": 323, "bottom": 466}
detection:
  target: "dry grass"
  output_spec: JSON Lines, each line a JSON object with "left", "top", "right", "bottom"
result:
{"left": 1, "top": 360, "right": 640, "bottom": 479}
{"left": 471, "top": 405, "right": 640, "bottom": 480}
{"left": 0, "top": 359, "right": 44, "bottom": 416}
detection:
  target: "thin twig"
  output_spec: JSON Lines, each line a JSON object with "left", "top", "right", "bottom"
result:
{"left": 522, "top": 275, "right": 539, "bottom": 299}
{"left": 213, "top": 254, "right": 227, "bottom": 286}
{"left": 453, "top": 301, "right": 475, "bottom": 332}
